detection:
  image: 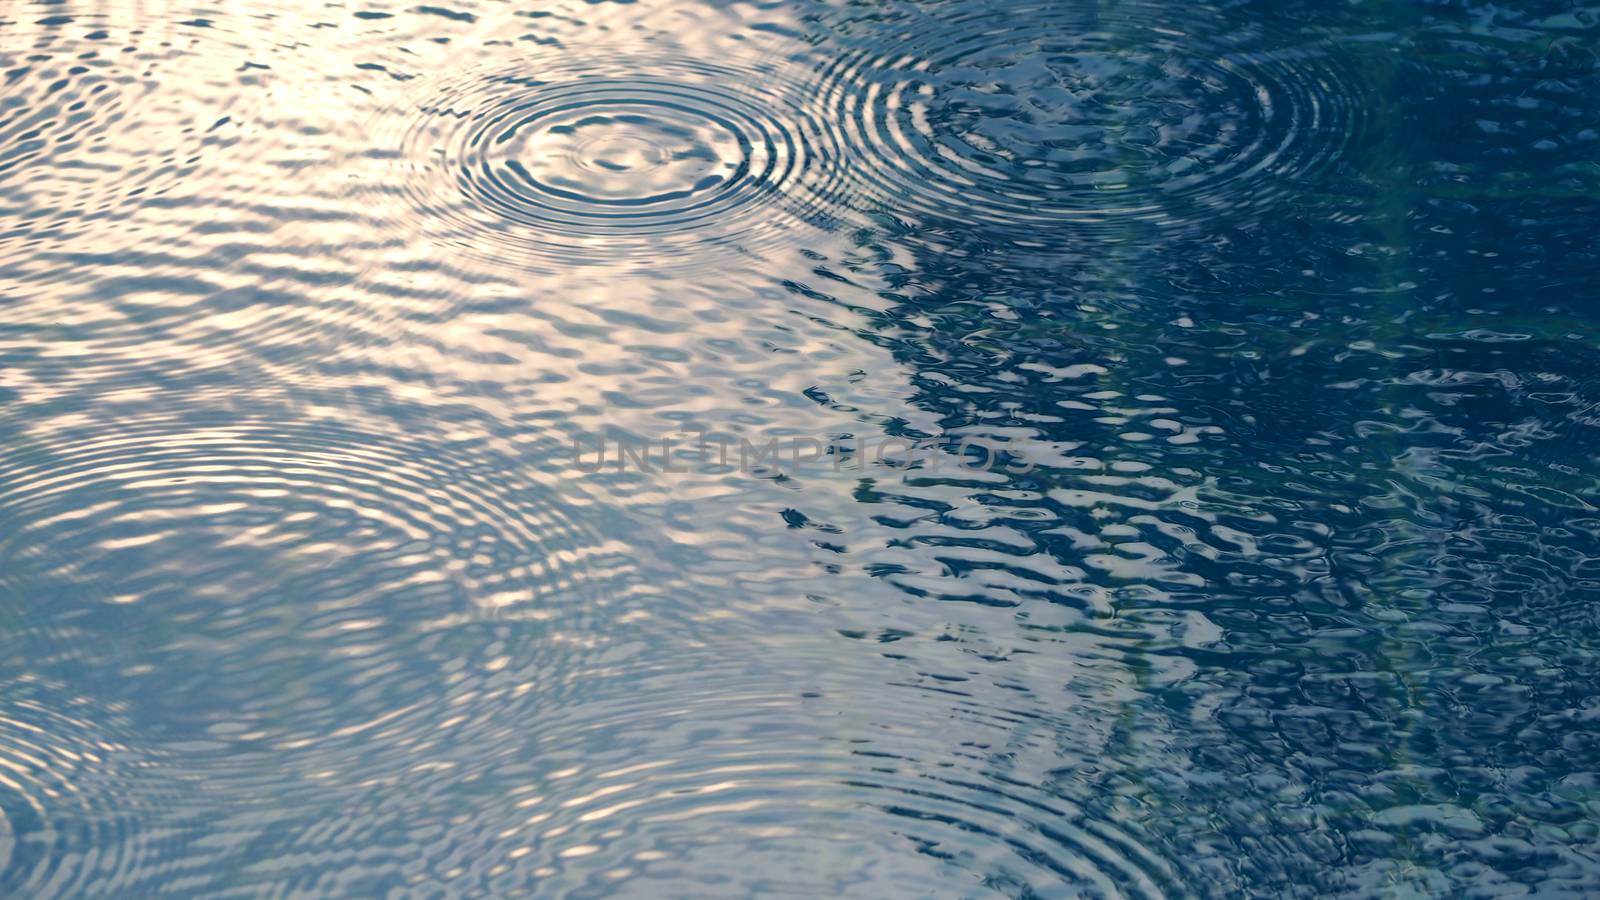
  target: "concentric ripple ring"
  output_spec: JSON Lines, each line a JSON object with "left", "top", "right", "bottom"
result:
{"left": 0, "top": 414, "right": 637, "bottom": 763}
{"left": 0, "top": 677, "right": 174, "bottom": 897}
{"left": 805, "top": 1, "right": 1373, "bottom": 234}
{"left": 357, "top": 58, "right": 847, "bottom": 271}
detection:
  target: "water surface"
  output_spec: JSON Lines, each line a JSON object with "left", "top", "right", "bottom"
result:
{"left": 2, "top": 0, "right": 1598, "bottom": 895}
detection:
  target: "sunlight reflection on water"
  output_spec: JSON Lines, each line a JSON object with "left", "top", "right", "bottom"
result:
{"left": 2, "top": 0, "right": 1599, "bottom": 895}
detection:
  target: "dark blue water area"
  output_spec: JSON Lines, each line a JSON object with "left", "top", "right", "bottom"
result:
{"left": 1, "top": 0, "right": 1598, "bottom": 895}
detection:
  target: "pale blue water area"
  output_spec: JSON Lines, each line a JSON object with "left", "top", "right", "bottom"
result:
{"left": 1, "top": 0, "right": 1598, "bottom": 895}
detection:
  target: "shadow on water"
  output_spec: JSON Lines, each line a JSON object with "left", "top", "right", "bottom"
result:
{"left": 770, "top": 0, "right": 1600, "bottom": 894}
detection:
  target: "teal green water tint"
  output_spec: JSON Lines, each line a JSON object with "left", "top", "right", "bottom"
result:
{"left": 1, "top": 0, "right": 1597, "bottom": 895}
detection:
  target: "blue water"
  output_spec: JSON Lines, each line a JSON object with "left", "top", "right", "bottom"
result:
{"left": 1, "top": 0, "right": 1597, "bottom": 895}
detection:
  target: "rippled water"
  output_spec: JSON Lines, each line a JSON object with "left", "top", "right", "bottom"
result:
{"left": 2, "top": 0, "right": 1598, "bottom": 895}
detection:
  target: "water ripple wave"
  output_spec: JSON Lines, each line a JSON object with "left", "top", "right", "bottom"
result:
{"left": 0, "top": 412, "right": 636, "bottom": 754}
{"left": 0, "top": 5, "right": 322, "bottom": 266}
{"left": 803, "top": 0, "right": 1372, "bottom": 235}
{"left": 0, "top": 677, "right": 174, "bottom": 898}
{"left": 355, "top": 55, "right": 845, "bottom": 271}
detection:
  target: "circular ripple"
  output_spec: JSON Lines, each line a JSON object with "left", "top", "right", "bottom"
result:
{"left": 240, "top": 651, "right": 1191, "bottom": 896}
{"left": 0, "top": 676, "right": 173, "bottom": 897}
{"left": 0, "top": 414, "right": 638, "bottom": 761}
{"left": 807, "top": 1, "right": 1372, "bottom": 234}
{"left": 357, "top": 57, "right": 846, "bottom": 271}
{"left": 0, "top": 7, "right": 437, "bottom": 397}
{"left": 517, "top": 673, "right": 1183, "bottom": 897}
